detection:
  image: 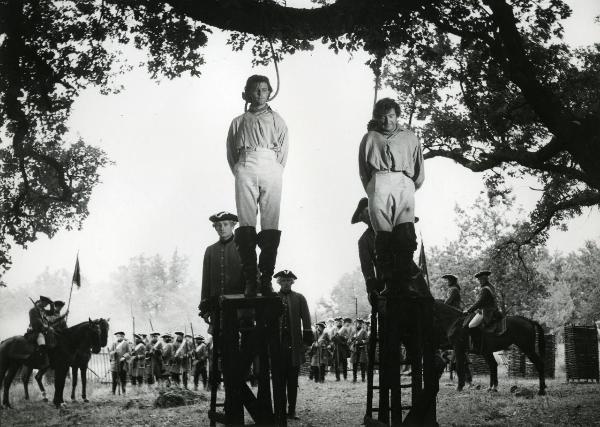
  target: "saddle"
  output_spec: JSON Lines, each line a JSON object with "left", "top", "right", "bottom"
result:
{"left": 482, "top": 312, "right": 506, "bottom": 336}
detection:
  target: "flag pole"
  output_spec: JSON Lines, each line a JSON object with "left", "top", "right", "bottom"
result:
{"left": 419, "top": 232, "right": 431, "bottom": 288}
{"left": 66, "top": 251, "right": 79, "bottom": 322}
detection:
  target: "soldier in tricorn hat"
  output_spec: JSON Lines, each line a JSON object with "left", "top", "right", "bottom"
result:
{"left": 465, "top": 271, "right": 500, "bottom": 328}
{"left": 198, "top": 211, "right": 244, "bottom": 327}
{"left": 441, "top": 274, "right": 462, "bottom": 310}
{"left": 275, "top": 269, "right": 313, "bottom": 420}
{"left": 28, "top": 296, "right": 53, "bottom": 369}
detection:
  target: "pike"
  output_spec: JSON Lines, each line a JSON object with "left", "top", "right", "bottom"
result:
{"left": 149, "top": 317, "right": 155, "bottom": 332}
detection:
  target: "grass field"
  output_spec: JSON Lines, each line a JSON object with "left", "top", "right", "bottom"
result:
{"left": 1, "top": 348, "right": 599, "bottom": 426}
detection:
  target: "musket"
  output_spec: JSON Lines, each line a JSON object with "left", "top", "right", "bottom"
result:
{"left": 149, "top": 317, "right": 155, "bottom": 332}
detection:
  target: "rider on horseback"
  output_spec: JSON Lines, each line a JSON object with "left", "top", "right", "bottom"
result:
{"left": 465, "top": 271, "right": 499, "bottom": 329}
{"left": 28, "top": 296, "right": 53, "bottom": 369}
{"left": 47, "top": 300, "right": 69, "bottom": 332}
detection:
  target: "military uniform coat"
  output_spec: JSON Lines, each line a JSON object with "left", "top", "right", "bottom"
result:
{"left": 350, "top": 328, "right": 368, "bottom": 364}
{"left": 279, "top": 290, "right": 312, "bottom": 367}
{"left": 28, "top": 307, "right": 48, "bottom": 334}
{"left": 130, "top": 342, "right": 146, "bottom": 376}
{"left": 444, "top": 286, "right": 461, "bottom": 310}
{"left": 358, "top": 227, "right": 377, "bottom": 282}
{"left": 466, "top": 284, "right": 499, "bottom": 324}
{"left": 109, "top": 340, "right": 131, "bottom": 372}
{"left": 201, "top": 237, "right": 243, "bottom": 304}
{"left": 175, "top": 339, "right": 194, "bottom": 373}
{"left": 309, "top": 332, "right": 330, "bottom": 367}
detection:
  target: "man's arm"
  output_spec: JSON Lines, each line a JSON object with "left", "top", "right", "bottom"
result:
{"left": 299, "top": 294, "right": 314, "bottom": 345}
{"left": 412, "top": 140, "right": 425, "bottom": 190}
{"left": 226, "top": 121, "right": 238, "bottom": 172}
{"left": 358, "top": 134, "right": 371, "bottom": 192}
{"left": 276, "top": 115, "right": 289, "bottom": 167}
{"left": 466, "top": 288, "right": 492, "bottom": 313}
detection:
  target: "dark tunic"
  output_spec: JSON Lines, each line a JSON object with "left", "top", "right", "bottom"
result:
{"left": 466, "top": 284, "right": 498, "bottom": 323}
{"left": 200, "top": 236, "right": 243, "bottom": 302}
{"left": 358, "top": 227, "right": 376, "bottom": 282}
{"left": 28, "top": 307, "right": 48, "bottom": 333}
{"left": 444, "top": 286, "right": 462, "bottom": 310}
{"left": 279, "top": 290, "right": 312, "bottom": 367}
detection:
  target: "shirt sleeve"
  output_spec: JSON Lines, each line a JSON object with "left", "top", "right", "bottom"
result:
{"left": 276, "top": 114, "right": 289, "bottom": 167}
{"left": 358, "top": 134, "right": 371, "bottom": 192}
{"left": 226, "top": 121, "right": 237, "bottom": 172}
{"left": 412, "top": 139, "right": 425, "bottom": 190}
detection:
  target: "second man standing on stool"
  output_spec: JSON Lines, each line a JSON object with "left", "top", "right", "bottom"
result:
{"left": 358, "top": 98, "right": 425, "bottom": 295}
{"left": 227, "top": 75, "right": 289, "bottom": 298}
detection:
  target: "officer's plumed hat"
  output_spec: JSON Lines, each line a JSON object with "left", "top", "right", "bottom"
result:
{"left": 38, "top": 295, "right": 52, "bottom": 305}
{"left": 209, "top": 211, "right": 238, "bottom": 223}
{"left": 274, "top": 270, "right": 297, "bottom": 280}
{"left": 474, "top": 270, "right": 491, "bottom": 279}
{"left": 351, "top": 198, "right": 369, "bottom": 224}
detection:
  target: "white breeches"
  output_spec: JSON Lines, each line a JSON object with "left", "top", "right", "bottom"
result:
{"left": 234, "top": 148, "right": 283, "bottom": 230}
{"left": 366, "top": 172, "right": 415, "bottom": 232}
{"left": 469, "top": 313, "right": 484, "bottom": 328}
{"left": 37, "top": 332, "right": 46, "bottom": 346}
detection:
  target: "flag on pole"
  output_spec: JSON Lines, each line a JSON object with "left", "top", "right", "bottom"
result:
{"left": 418, "top": 235, "right": 430, "bottom": 288}
{"left": 72, "top": 254, "right": 81, "bottom": 288}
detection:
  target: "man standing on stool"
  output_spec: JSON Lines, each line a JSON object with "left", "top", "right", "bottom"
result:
{"left": 275, "top": 270, "right": 313, "bottom": 420}
{"left": 227, "top": 75, "right": 289, "bottom": 297}
{"left": 359, "top": 98, "right": 425, "bottom": 295}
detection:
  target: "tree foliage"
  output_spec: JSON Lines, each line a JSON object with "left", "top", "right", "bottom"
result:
{"left": 1, "top": 0, "right": 599, "bottom": 276}
{"left": 315, "top": 268, "right": 371, "bottom": 321}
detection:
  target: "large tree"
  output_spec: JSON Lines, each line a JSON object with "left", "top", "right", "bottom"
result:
{"left": 1, "top": 0, "right": 599, "bottom": 275}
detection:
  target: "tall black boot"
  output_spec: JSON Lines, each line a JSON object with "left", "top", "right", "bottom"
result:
{"left": 390, "top": 223, "right": 418, "bottom": 295}
{"left": 375, "top": 231, "right": 395, "bottom": 295}
{"left": 257, "top": 229, "right": 281, "bottom": 296}
{"left": 235, "top": 226, "right": 258, "bottom": 297}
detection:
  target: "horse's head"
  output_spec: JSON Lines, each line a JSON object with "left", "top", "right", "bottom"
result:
{"left": 88, "top": 318, "right": 102, "bottom": 354}
{"left": 95, "top": 318, "right": 110, "bottom": 347}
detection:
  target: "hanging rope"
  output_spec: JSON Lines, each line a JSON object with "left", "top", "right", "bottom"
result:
{"left": 372, "top": 52, "right": 384, "bottom": 110}
{"left": 267, "top": 39, "right": 280, "bottom": 102}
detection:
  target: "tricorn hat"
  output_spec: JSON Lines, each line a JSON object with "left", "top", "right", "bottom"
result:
{"left": 194, "top": 335, "right": 204, "bottom": 341}
{"left": 209, "top": 211, "right": 238, "bottom": 223}
{"left": 173, "top": 331, "right": 184, "bottom": 337}
{"left": 161, "top": 334, "right": 172, "bottom": 339}
{"left": 356, "top": 318, "right": 364, "bottom": 323}
{"left": 343, "top": 317, "right": 352, "bottom": 323}
{"left": 53, "top": 300, "right": 65, "bottom": 307}
{"left": 114, "top": 331, "right": 125, "bottom": 336}
{"left": 133, "top": 333, "right": 142, "bottom": 340}
{"left": 38, "top": 296, "right": 53, "bottom": 305}
{"left": 274, "top": 270, "right": 297, "bottom": 280}
{"left": 316, "top": 321, "right": 326, "bottom": 328}
{"left": 441, "top": 274, "right": 458, "bottom": 283}
{"left": 351, "top": 198, "right": 369, "bottom": 224}
{"left": 150, "top": 332, "right": 161, "bottom": 337}
{"left": 474, "top": 270, "right": 491, "bottom": 279}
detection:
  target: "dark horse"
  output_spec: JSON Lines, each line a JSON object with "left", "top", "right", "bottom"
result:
{"left": 433, "top": 300, "right": 546, "bottom": 395}
{"left": 20, "top": 318, "right": 110, "bottom": 403}
{"left": 0, "top": 319, "right": 102, "bottom": 408}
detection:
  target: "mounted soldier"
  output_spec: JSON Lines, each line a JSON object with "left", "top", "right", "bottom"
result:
{"left": 27, "top": 296, "right": 53, "bottom": 369}
{"left": 46, "top": 300, "right": 69, "bottom": 332}
{"left": 465, "top": 271, "right": 500, "bottom": 329}
{"left": 442, "top": 274, "right": 462, "bottom": 310}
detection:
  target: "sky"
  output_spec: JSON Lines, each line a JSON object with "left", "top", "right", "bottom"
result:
{"left": 2, "top": 1, "right": 600, "bottom": 323}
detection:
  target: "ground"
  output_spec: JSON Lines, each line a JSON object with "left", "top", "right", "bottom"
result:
{"left": 1, "top": 369, "right": 599, "bottom": 426}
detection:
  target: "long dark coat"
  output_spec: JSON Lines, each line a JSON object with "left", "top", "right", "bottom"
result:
{"left": 201, "top": 237, "right": 243, "bottom": 302}
{"left": 279, "top": 290, "right": 312, "bottom": 367}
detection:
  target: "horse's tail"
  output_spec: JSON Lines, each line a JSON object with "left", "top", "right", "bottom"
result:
{"left": 534, "top": 320, "right": 545, "bottom": 359}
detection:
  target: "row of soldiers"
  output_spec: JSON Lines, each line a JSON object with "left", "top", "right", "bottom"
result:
{"left": 108, "top": 330, "right": 211, "bottom": 395}
{"left": 309, "top": 317, "right": 371, "bottom": 383}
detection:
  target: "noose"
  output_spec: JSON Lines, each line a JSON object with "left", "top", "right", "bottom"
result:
{"left": 244, "top": 0, "right": 281, "bottom": 112}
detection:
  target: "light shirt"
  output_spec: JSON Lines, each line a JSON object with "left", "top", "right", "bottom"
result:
{"left": 358, "top": 126, "right": 425, "bottom": 191}
{"left": 226, "top": 106, "right": 289, "bottom": 170}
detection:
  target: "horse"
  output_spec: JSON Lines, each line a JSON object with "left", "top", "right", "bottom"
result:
{"left": 433, "top": 300, "right": 546, "bottom": 395}
{"left": 0, "top": 319, "right": 102, "bottom": 408}
{"left": 20, "top": 318, "right": 109, "bottom": 403}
